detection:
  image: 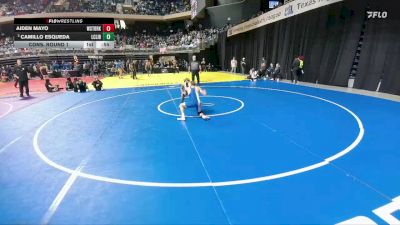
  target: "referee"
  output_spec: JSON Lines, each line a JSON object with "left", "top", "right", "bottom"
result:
{"left": 189, "top": 55, "right": 201, "bottom": 84}
{"left": 14, "top": 59, "right": 30, "bottom": 98}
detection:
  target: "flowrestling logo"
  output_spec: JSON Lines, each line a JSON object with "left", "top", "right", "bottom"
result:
{"left": 367, "top": 11, "right": 388, "bottom": 19}
{"left": 337, "top": 195, "right": 400, "bottom": 224}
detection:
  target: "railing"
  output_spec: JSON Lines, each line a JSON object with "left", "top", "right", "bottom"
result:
{"left": 0, "top": 46, "right": 200, "bottom": 59}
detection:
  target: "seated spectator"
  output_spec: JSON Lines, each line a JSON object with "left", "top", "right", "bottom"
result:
{"left": 207, "top": 63, "right": 212, "bottom": 71}
{"left": 73, "top": 77, "right": 79, "bottom": 92}
{"left": 1, "top": 74, "right": 8, "bottom": 82}
{"left": 172, "top": 59, "right": 179, "bottom": 74}
{"left": 272, "top": 63, "right": 281, "bottom": 82}
{"left": 201, "top": 58, "right": 206, "bottom": 72}
{"left": 76, "top": 79, "right": 88, "bottom": 93}
{"left": 93, "top": 63, "right": 100, "bottom": 76}
{"left": 258, "top": 62, "right": 267, "bottom": 78}
{"left": 45, "top": 79, "right": 62, "bottom": 92}
{"left": 257, "top": 68, "right": 266, "bottom": 79}
{"left": 247, "top": 68, "right": 258, "bottom": 81}
{"left": 92, "top": 77, "right": 103, "bottom": 91}
{"left": 1, "top": 68, "right": 8, "bottom": 82}
{"left": 110, "top": 66, "right": 116, "bottom": 76}
{"left": 266, "top": 63, "right": 274, "bottom": 78}
{"left": 66, "top": 77, "right": 74, "bottom": 91}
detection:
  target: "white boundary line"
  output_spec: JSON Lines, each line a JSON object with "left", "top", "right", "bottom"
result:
{"left": 0, "top": 102, "right": 13, "bottom": 119}
{"left": 0, "top": 136, "right": 22, "bottom": 155}
{"left": 157, "top": 95, "right": 244, "bottom": 118}
{"left": 164, "top": 88, "right": 233, "bottom": 224}
{"left": 40, "top": 165, "right": 84, "bottom": 225}
{"left": 32, "top": 86, "right": 364, "bottom": 187}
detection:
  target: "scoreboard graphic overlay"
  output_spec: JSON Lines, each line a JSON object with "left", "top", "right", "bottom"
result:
{"left": 14, "top": 18, "right": 115, "bottom": 49}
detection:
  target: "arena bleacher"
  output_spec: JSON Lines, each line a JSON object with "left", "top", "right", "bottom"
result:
{"left": 0, "top": 0, "right": 190, "bottom": 16}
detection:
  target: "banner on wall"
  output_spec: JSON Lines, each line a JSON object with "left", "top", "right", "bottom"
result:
{"left": 227, "top": 0, "right": 343, "bottom": 37}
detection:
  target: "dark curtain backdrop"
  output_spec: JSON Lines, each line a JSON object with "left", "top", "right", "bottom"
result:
{"left": 218, "top": 0, "right": 366, "bottom": 87}
{"left": 354, "top": 0, "right": 400, "bottom": 95}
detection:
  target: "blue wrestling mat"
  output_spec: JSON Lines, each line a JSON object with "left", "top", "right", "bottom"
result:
{"left": 0, "top": 80, "right": 399, "bottom": 224}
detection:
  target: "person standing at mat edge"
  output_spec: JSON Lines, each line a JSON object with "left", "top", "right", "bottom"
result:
{"left": 241, "top": 57, "right": 247, "bottom": 74}
{"left": 190, "top": 55, "right": 200, "bottom": 84}
{"left": 14, "top": 59, "right": 30, "bottom": 98}
{"left": 231, "top": 57, "right": 238, "bottom": 73}
{"left": 291, "top": 56, "right": 301, "bottom": 84}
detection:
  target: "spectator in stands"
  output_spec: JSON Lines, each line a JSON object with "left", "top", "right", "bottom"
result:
{"left": 110, "top": 65, "right": 116, "bottom": 77}
{"left": 248, "top": 68, "right": 258, "bottom": 81}
{"left": 145, "top": 60, "right": 152, "bottom": 76}
{"left": 241, "top": 57, "right": 247, "bottom": 74}
{"left": 266, "top": 63, "right": 274, "bottom": 78}
{"left": 27, "top": 64, "right": 37, "bottom": 79}
{"left": 272, "top": 63, "right": 281, "bottom": 81}
{"left": 39, "top": 63, "right": 47, "bottom": 80}
{"left": 299, "top": 55, "right": 305, "bottom": 76}
{"left": 1, "top": 67, "right": 8, "bottom": 82}
{"left": 92, "top": 77, "right": 103, "bottom": 91}
{"left": 73, "top": 56, "right": 79, "bottom": 68}
{"left": 82, "top": 62, "right": 90, "bottom": 76}
{"left": 76, "top": 79, "right": 88, "bottom": 93}
{"left": 172, "top": 59, "right": 179, "bottom": 73}
{"left": 0, "top": 0, "right": 191, "bottom": 17}
{"left": 45, "top": 79, "right": 61, "bottom": 92}
{"left": 115, "top": 60, "right": 124, "bottom": 79}
{"left": 259, "top": 57, "right": 266, "bottom": 69}
{"left": 93, "top": 62, "right": 100, "bottom": 76}
{"left": 207, "top": 63, "right": 214, "bottom": 71}
{"left": 66, "top": 77, "right": 74, "bottom": 91}
{"left": 73, "top": 78, "right": 79, "bottom": 92}
{"left": 7, "top": 66, "right": 13, "bottom": 81}
{"left": 51, "top": 61, "right": 58, "bottom": 72}
{"left": 230, "top": 57, "right": 238, "bottom": 73}
{"left": 129, "top": 60, "right": 137, "bottom": 79}
{"left": 258, "top": 62, "right": 267, "bottom": 79}
{"left": 201, "top": 58, "right": 206, "bottom": 72}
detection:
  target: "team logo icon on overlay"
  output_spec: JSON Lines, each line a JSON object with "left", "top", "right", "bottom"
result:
{"left": 285, "top": 5, "right": 294, "bottom": 17}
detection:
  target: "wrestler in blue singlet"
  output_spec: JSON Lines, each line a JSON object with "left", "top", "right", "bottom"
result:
{"left": 186, "top": 87, "right": 200, "bottom": 108}
{"left": 178, "top": 80, "right": 209, "bottom": 121}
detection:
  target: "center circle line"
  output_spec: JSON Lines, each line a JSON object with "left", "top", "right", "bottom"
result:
{"left": 157, "top": 95, "right": 244, "bottom": 117}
